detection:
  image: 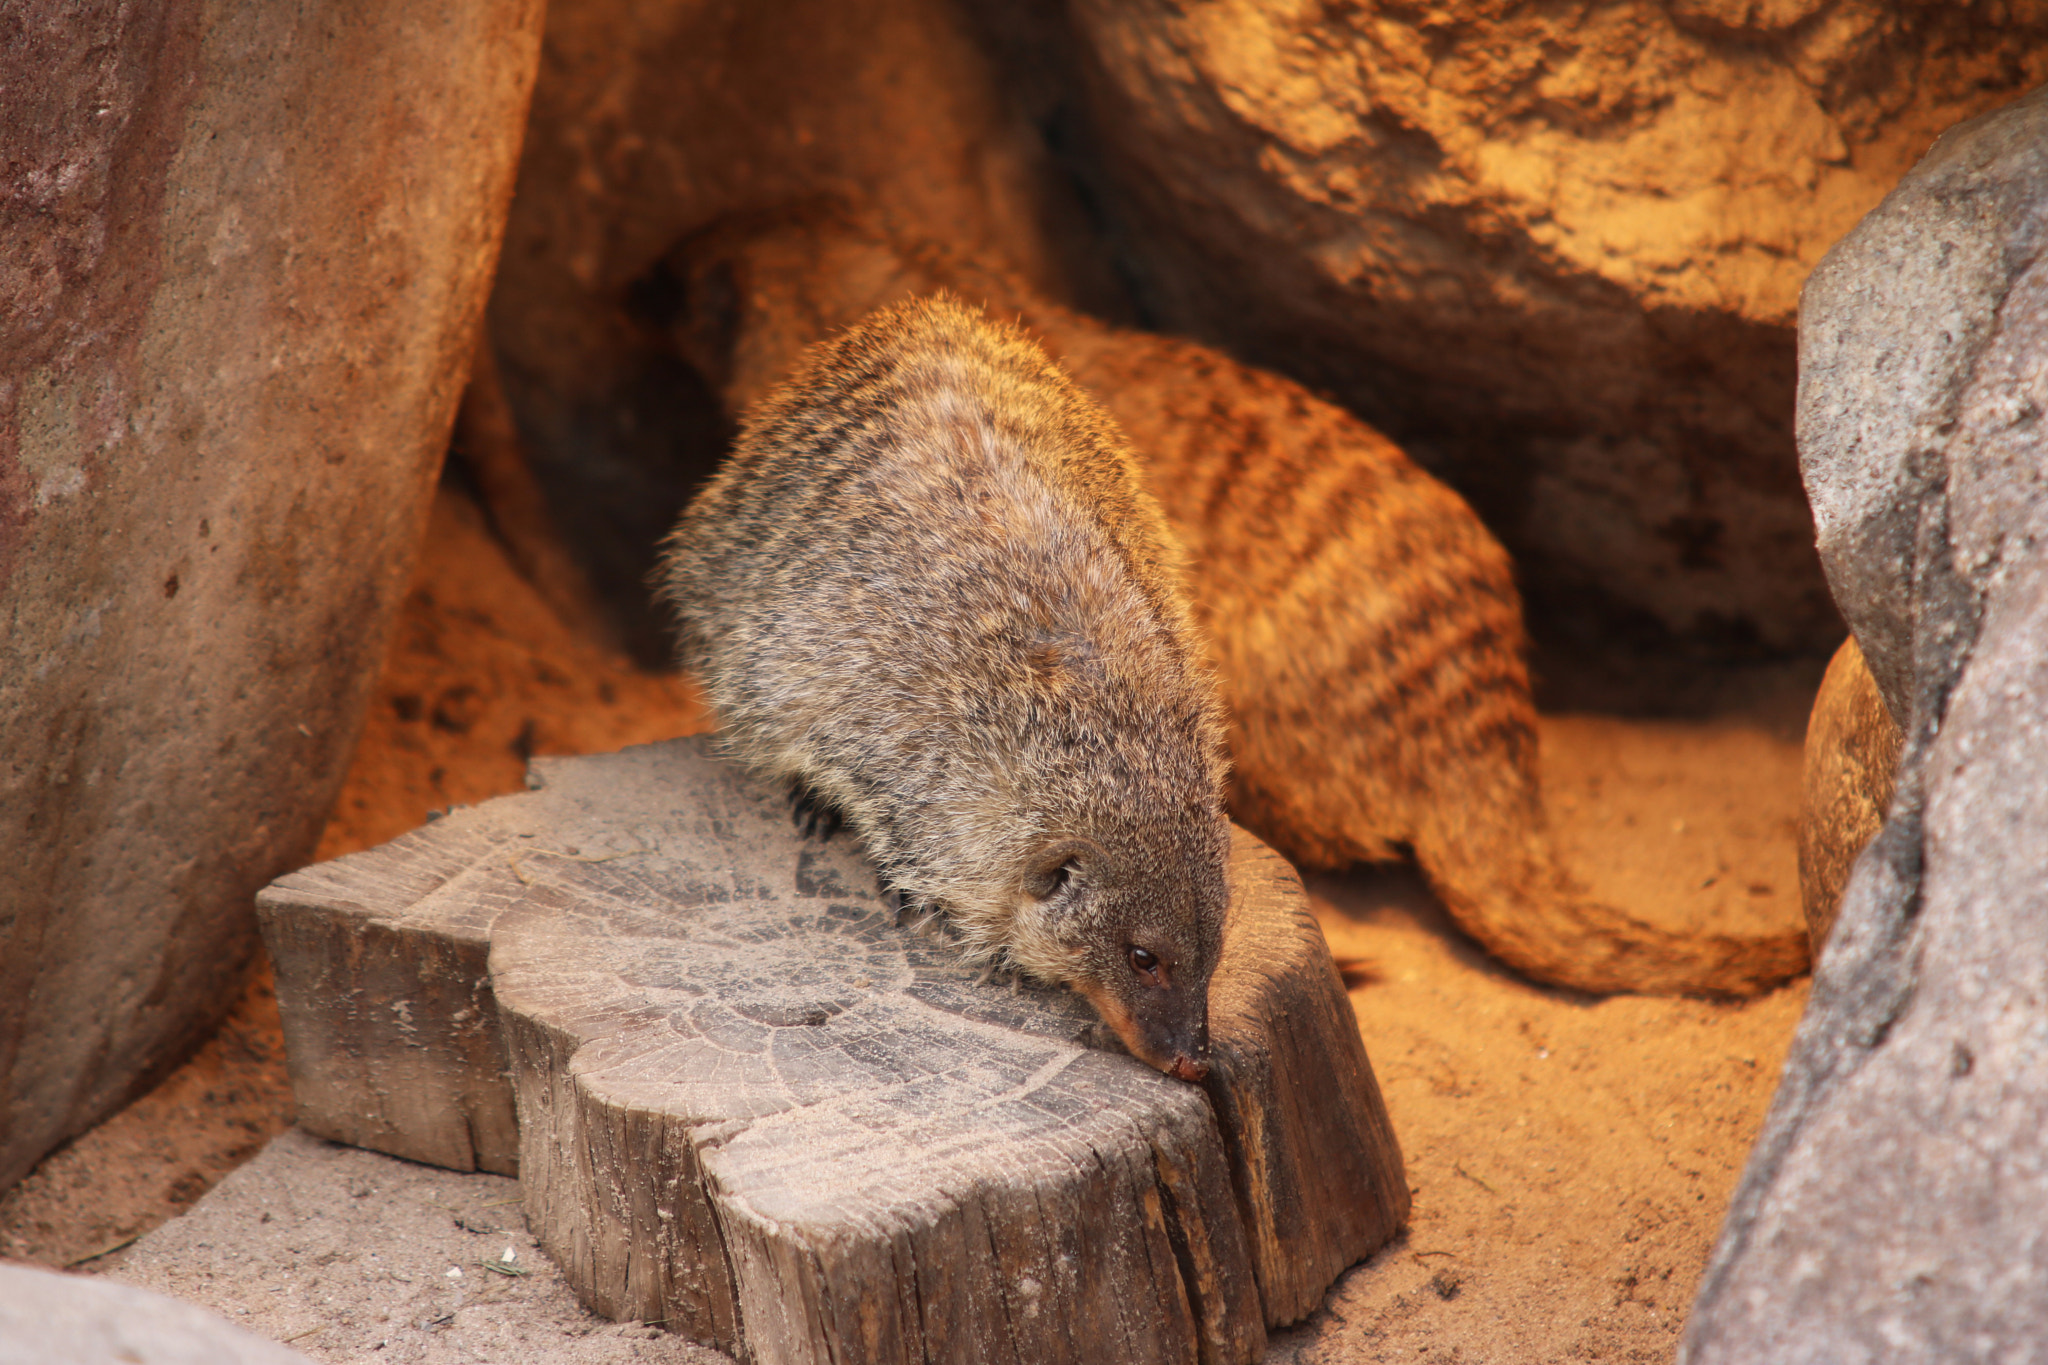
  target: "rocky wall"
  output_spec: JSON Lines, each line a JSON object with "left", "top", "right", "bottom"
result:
{"left": 987, "top": 0, "right": 2048, "bottom": 653}
{"left": 0, "top": 0, "right": 543, "bottom": 1191}
{"left": 1685, "top": 86, "right": 2048, "bottom": 1359}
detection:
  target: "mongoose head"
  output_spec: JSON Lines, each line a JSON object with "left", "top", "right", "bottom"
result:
{"left": 1007, "top": 814, "right": 1229, "bottom": 1083}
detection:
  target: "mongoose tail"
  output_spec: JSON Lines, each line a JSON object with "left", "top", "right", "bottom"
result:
{"left": 1227, "top": 674, "right": 1811, "bottom": 999}
{"left": 1410, "top": 810, "right": 1813, "bottom": 998}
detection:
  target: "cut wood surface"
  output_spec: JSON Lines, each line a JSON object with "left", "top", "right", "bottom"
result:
{"left": 259, "top": 738, "right": 1407, "bottom": 1364}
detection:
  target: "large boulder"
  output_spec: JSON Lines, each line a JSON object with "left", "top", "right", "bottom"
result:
{"left": 1683, "top": 87, "right": 2048, "bottom": 1360}
{"left": 483, "top": 0, "right": 1118, "bottom": 660}
{"left": 0, "top": 0, "right": 542, "bottom": 1192}
{"left": 998, "top": 0, "right": 2047, "bottom": 651}
{"left": 0, "top": 1262, "right": 315, "bottom": 1365}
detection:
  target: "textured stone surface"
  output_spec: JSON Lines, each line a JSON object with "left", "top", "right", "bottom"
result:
{"left": 1798, "top": 86, "right": 2048, "bottom": 718}
{"left": 0, "top": 0, "right": 543, "bottom": 1193}
{"left": 0, "top": 1261, "right": 314, "bottom": 1365}
{"left": 1684, "top": 87, "right": 2048, "bottom": 1361}
{"left": 993, "top": 0, "right": 2048, "bottom": 650}
{"left": 261, "top": 738, "right": 1407, "bottom": 1362}
{"left": 482, "top": 0, "right": 1116, "bottom": 659}
{"left": 1795, "top": 637, "right": 1899, "bottom": 954}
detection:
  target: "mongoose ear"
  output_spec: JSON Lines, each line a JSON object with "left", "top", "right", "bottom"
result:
{"left": 1024, "top": 838, "right": 1106, "bottom": 901}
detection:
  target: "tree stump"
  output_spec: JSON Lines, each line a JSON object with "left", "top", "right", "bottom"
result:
{"left": 259, "top": 738, "right": 1407, "bottom": 1364}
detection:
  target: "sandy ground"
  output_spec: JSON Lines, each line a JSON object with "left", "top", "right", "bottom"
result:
{"left": 1, "top": 477, "right": 1819, "bottom": 1364}
{"left": 1273, "top": 870, "right": 1805, "bottom": 1364}
{"left": 109, "top": 1129, "right": 726, "bottom": 1365}
{"left": 308, "top": 480, "right": 713, "bottom": 864}
{"left": 0, "top": 966, "right": 297, "bottom": 1270}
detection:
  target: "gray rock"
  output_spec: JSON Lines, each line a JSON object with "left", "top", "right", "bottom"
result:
{"left": 1797, "top": 86, "right": 2048, "bottom": 722}
{"left": 0, "top": 0, "right": 542, "bottom": 1192}
{"left": 0, "top": 1262, "right": 314, "bottom": 1365}
{"left": 1684, "top": 86, "right": 2048, "bottom": 1362}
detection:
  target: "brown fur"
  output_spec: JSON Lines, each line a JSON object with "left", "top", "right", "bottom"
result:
{"left": 1797, "top": 636, "right": 1900, "bottom": 956}
{"left": 660, "top": 204, "right": 1810, "bottom": 997}
{"left": 659, "top": 295, "right": 1231, "bottom": 1077}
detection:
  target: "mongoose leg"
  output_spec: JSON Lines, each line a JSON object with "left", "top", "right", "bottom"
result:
{"left": 788, "top": 781, "right": 844, "bottom": 842}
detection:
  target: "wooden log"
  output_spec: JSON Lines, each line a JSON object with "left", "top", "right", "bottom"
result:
{"left": 1200, "top": 844, "right": 1410, "bottom": 1325}
{"left": 259, "top": 737, "right": 1407, "bottom": 1363}
{"left": 258, "top": 830, "right": 525, "bottom": 1175}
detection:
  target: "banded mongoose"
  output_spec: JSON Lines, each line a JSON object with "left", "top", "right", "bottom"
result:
{"left": 657, "top": 204, "right": 1810, "bottom": 998}
{"left": 1797, "top": 636, "right": 1900, "bottom": 954}
{"left": 659, "top": 294, "right": 1231, "bottom": 1080}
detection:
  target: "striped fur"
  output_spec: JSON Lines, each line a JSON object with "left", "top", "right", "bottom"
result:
{"left": 660, "top": 205, "right": 1809, "bottom": 997}
{"left": 659, "top": 296, "right": 1231, "bottom": 1076}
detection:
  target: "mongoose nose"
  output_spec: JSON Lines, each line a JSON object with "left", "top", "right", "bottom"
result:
{"left": 1167, "top": 1054, "right": 1211, "bottom": 1083}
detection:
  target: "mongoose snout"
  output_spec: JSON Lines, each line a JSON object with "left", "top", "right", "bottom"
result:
{"left": 659, "top": 294, "right": 1233, "bottom": 1082}
{"left": 1030, "top": 834, "right": 1221, "bottom": 1080}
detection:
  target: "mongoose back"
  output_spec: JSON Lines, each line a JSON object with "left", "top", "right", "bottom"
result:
{"left": 657, "top": 204, "right": 1810, "bottom": 998}
{"left": 658, "top": 294, "right": 1231, "bottom": 1079}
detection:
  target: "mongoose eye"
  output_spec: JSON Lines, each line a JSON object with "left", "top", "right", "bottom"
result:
{"left": 1128, "top": 945, "right": 1161, "bottom": 979}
